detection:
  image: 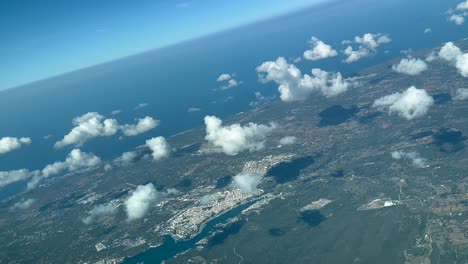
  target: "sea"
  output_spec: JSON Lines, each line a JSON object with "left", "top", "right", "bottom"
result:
{"left": 0, "top": 0, "right": 466, "bottom": 199}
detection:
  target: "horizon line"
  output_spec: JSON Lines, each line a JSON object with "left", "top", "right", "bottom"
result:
{"left": 1, "top": 0, "right": 341, "bottom": 93}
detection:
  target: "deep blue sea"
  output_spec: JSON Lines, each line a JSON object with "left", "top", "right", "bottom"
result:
{"left": 0, "top": 0, "right": 466, "bottom": 198}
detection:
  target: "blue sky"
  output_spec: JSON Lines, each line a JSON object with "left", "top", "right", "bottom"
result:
{"left": 0, "top": 0, "right": 327, "bottom": 90}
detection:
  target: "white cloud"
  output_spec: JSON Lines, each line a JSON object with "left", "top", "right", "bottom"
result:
{"left": 217, "top": 73, "right": 241, "bottom": 90}
{"left": 455, "top": 88, "right": 468, "bottom": 100}
{"left": 303, "top": 37, "right": 338, "bottom": 61}
{"left": 104, "top": 164, "right": 113, "bottom": 171}
{"left": 217, "top": 74, "right": 232, "bottom": 82}
{"left": 372, "top": 86, "right": 434, "bottom": 120}
{"left": 46, "top": 149, "right": 101, "bottom": 175}
{"left": 134, "top": 103, "right": 148, "bottom": 110}
{"left": 439, "top": 42, "right": 463, "bottom": 62}
{"left": 354, "top": 33, "right": 391, "bottom": 49}
{"left": 391, "top": 151, "right": 402, "bottom": 159}
{"left": 343, "top": 45, "right": 371, "bottom": 63}
{"left": 11, "top": 198, "right": 35, "bottom": 210}
{"left": 82, "top": 203, "right": 118, "bottom": 224}
{"left": 279, "top": 136, "right": 297, "bottom": 145}
{"left": 391, "top": 150, "right": 427, "bottom": 168}
{"left": 342, "top": 33, "right": 391, "bottom": 63}
{"left": 55, "top": 112, "right": 119, "bottom": 148}
{"left": 424, "top": 28, "right": 432, "bottom": 34}
{"left": 438, "top": 42, "right": 468, "bottom": 77}
{"left": 199, "top": 194, "right": 215, "bottom": 205}
{"left": 426, "top": 51, "right": 438, "bottom": 62}
{"left": 447, "top": 2, "right": 468, "bottom": 25}
{"left": 114, "top": 151, "right": 138, "bottom": 166}
{"left": 256, "top": 57, "right": 358, "bottom": 102}
{"left": 0, "top": 169, "right": 31, "bottom": 188}
{"left": 165, "top": 188, "right": 181, "bottom": 195}
{"left": 120, "top": 116, "right": 159, "bottom": 136}
{"left": 216, "top": 73, "right": 242, "bottom": 90}
{"left": 111, "top": 110, "right": 122, "bottom": 115}
{"left": 0, "top": 137, "right": 31, "bottom": 154}
{"left": 400, "top": 49, "right": 413, "bottom": 55}
{"left": 222, "top": 79, "right": 239, "bottom": 90}
{"left": 292, "top": 57, "right": 302, "bottom": 63}
{"left": 455, "top": 54, "right": 468, "bottom": 77}
{"left": 450, "top": 14, "right": 465, "bottom": 25}
{"left": 125, "top": 183, "right": 159, "bottom": 221}
{"left": 232, "top": 174, "right": 261, "bottom": 194}
{"left": 28, "top": 149, "right": 101, "bottom": 189}
{"left": 303, "top": 69, "right": 355, "bottom": 97}
{"left": 187, "top": 107, "right": 201, "bottom": 112}
{"left": 458, "top": 0, "right": 468, "bottom": 10}
{"left": 146, "top": 136, "right": 170, "bottom": 160}
{"left": 204, "top": 115, "right": 276, "bottom": 155}
{"left": 392, "top": 58, "right": 428, "bottom": 76}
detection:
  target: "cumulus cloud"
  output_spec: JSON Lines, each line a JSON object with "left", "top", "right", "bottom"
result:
{"left": 303, "top": 37, "right": 338, "bottom": 61}
{"left": 450, "top": 14, "right": 465, "bottom": 25}
{"left": 391, "top": 150, "right": 428, "bottom": 168}
{"left": 447, "top": 2, "right": 468, "bottom": 25}
{"left": 125, "top": 183, "right": 159, "bottom": 221}
{"left": 424, "top": 28, "right": 432, "bottom": 34}
{"left": 455, "top": 88, "right": 468, "bottom": 100}
{"left": 279, "top": 136, "right": 297, "bottom": 145}
{"left": 342, "top": 33, "right": 391, "bottom": 63}
{"left": 458, "top": 0, "right": 468, "bottom": 9}
{"left": 256, "top": 57, "right": 358, "bottom": 102}
{"left": 113, "top": 151, "right": 138, "bottom": 167}
{"left": 217, "top": 73, "right": 241, "bottom": 90}
{"left": 372, "top": 86, "right": 434, "bottom": 120}
{"left": 456, "top": 54, "right": 468, "bottom": 77}
{"left": 343, "top": 46, "right": 371, "bottom": 63}
{"left": 55, "top": 112, "right": 119, "bottom": 148}
{"left": 204, "top": 115, "right": 276, "bottom": 155}
{"left": 438, "top": 42, "right": 468, "bottom": 77}
{"left": 232, "top": 174, "right": 261, "bottom": 194}
{"left": 120, "top": 116, "right": 159, "bottom": 136}
{"left": 0, "top": 137, "right": 31, "bottom": 154}
{"left": 217, "top": 74, "right": 232, "bottom": 82}
{"left": 355, "top": 33, "right": 391, "bottom": 49}
{"left": 0, "top": 169, "right": 31, "bottom": 188}
{"left": 11, "top": 198, "right": 35, "bottom": 210}
{"left": 392, "top": 58, "right": 428, "bottom": 75}
{"left": 82, "top": 203, "right": 118, "bottom": 224}
{"left": 146, "top": 136, "right": 170, "bottom": 160}
{"left": 43, "top": 149, "right": 101, "bottom": 176}
{"left": 28, "top": 149, "right": 101, "bottom": 189}
{"left": 438, "top": 42, "right": 463, "bottom": 62}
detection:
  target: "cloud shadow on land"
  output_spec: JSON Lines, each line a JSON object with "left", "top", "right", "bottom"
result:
{"left": 432, "top": 93, "right": 452, "bottom": 105}
{"left": 266, "top": 156, "right": 314, "bottom": 184}
{"left": 269, "top": 227, "right": 286, "bottom": 237}
{"left": 330, "top": 169, "right": 345, "bottom": 178}
{"left": 208, "top": 220, "right": 245, "bottom": 247}
{"left": 432, "top": 128, "right": 466, "bottom": 153}
{"left": 215, "top": 175, "right": 233, "bottom": 189}
{"left": 299, "top": 210, "right": 326, "bottom": 227}
{"left": 319, "top": 105, "right": 358, "bottom": 127}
